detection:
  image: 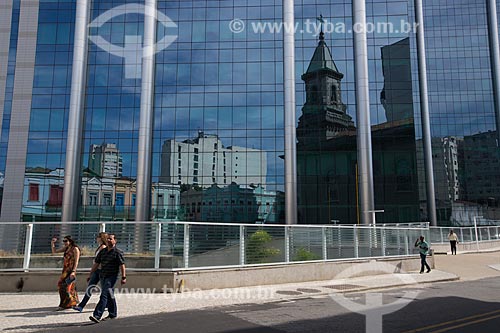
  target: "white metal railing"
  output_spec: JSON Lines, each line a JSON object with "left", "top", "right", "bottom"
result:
{"left": 430, "top": 224, "right": 500, "bottom": 251}
{"left": 0, "top": 221, "right": 431, "bottom": 272}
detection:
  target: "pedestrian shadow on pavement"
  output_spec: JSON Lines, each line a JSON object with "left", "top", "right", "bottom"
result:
{"left": 1, "top": 306, "right": 83, "bottom": 318}
{"left": 3, "top": 322, "right": 95, "bottom": 331}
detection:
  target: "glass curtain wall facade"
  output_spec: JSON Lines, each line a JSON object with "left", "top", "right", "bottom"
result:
{"left": 0, "top": 0, "right": 498, "bottom": 232}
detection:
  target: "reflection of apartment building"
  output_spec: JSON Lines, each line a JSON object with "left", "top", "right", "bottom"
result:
{"left": 160, "top": 132, "right": 267, "bottom": 188}
{"left": 462, "top": 131, "right": 500, "bottom": 208}
{"left": 89, "top": 143, "right": 123, "bottom": 178}
{"left": 417, "top": 137, "right": 461, "bottom": 214}
{"left": 180, "top": 183, "right": 284, "bottom": 223}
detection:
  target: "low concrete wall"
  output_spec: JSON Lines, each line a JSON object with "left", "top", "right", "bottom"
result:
{"left": 431, "top": 240, "right": 500, "bottom": 253}
{"left": 175, "top": 256, "right": 432, "bottom": 290}
{"left": 0, "top": 255, "right": 431, "bottom": 292}
{"left": 0, "top": 271, "right": 176, "bottom": 293}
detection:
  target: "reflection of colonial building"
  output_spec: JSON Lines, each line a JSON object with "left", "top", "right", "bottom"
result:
{"left": 21, "top": 168, "right": 180, "bottom": 221}
{"left": 180, "top": 183, "right": 284, "bottom": 223}
{"left": 297, "top": 34, "right": 419, "bottom": 224}
{"left": 22, "top": 168, "right": 64, "bottom": 221}
{"left": 160, "top": 132, "right": 267, "bottom": 188}
{"left": 89, "top": 143, "right": 123, "bottom": 178}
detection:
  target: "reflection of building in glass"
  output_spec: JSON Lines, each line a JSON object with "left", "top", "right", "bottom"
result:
{"left": 22, "top": 168, "right": 64, "bottom": 221}
{"left": 0, "top": 0, "right": 499, "bottom": 237}
{"left": 297, "top": 34, "right": 419, "bottom": 224}
{"left": 160, "top": 132, "right": 267, "bottom": 188}
{"left": 180, "top": 183, "right": 284, "bottom": 223}
{"left": 297, "top": 32, "right": 354, "bottom": 145}
{"left": 461, "top": 131, "right": 500, "bottom": 220}
{"left": 380, "top": 38, "right": 413, "bottom": 122}
{"left": 89, "top": 143, "right": 123, "bottom": 178}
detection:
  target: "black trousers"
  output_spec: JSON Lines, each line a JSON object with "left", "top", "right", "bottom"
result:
{"left": 450, "top": 240, "right": 457, "bottom": 255}
{"left": 420, "top": 253, "right": 430, "bottom": 272}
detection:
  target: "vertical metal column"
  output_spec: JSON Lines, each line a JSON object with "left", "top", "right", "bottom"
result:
{"left": 62, "top": 0, "right": 91, "bottom": 222}
{"left": 0, "top": 0, "right": 13, "bottom": 140}
{"left": 283, "top": 0, "right": 297, "bottom": 225}
{"left": 135, "top": 0, "right": 157, "bottom": 222}
{"left": 486, "top": 0, "right": 500, "bottom": 145}
{"left": 352, "top": 0, "right": 375, "bottom": 225}
{"left": 414, "top": 0, "right": 437, "bottom": 226}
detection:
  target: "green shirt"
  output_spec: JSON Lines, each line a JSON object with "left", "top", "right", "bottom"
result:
{"left": 416, "top": 240, "right": 429, "bottom": 255}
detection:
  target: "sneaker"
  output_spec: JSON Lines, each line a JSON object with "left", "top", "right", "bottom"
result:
{"left": 419, "top": 271, "right": 424, "bottom": 274}
{"left": 89, "top": 315, "right": 100, "bottom": 323}
{"left": 426, "top": 269, "right": 431, "bottom": 273}
{"left": 72, "top": 306, "right": 83, "bottom": 313}
{"left": 102, "top": 315, "right": 116, "bottom": 321}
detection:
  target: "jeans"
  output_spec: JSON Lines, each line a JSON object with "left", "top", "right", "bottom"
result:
{"left": 93, "top": 275, "right": 118, "bottom": 319}
{"left": 420, "top": 253, "right": 431, "bottom": 272}
{"left": 78, "top": 269, "right": 101, "bottom": 309}
{"left": 450, "top": 241, "right": 457, "bottom": 255}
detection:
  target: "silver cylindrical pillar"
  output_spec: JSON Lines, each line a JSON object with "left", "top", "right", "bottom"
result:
{"left": 135, "top": 0, "right": 157, "bottom": 222}
{"left": 486, "top": 0, "right": 500, "bottom": 145}
{"left": 283, "top": 0, "right": 297, "bottom": 225}
{"left": 62, "top": 0, "right": 91, "bottom": 222}
{"left": 353, "top": 0, "right": 375, "bottom": 225}
{"left": 414, "top": 0, "right": 437, "bottom": 226}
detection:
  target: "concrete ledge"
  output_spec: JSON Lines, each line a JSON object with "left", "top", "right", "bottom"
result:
{"left": 0, "top": 255, "right": 432, "bottom": 292}
{"left": 175, "top": 256, "right": 431, "bottom": 290}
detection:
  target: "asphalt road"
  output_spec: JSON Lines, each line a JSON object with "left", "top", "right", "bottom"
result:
{"left": 26, "top": 277, "right": 500, "bottom": 333}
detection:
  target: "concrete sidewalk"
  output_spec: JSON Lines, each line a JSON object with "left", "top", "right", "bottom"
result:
{"left": 0, "top": 268, "right": 458, "bottom": 332}
{"left": 3, "top": 251, "right": 500, "bottom": 332}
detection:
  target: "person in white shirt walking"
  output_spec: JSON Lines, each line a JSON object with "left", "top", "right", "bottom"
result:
{"left": 448, "top": 230, "right": 459, "bottom": 255}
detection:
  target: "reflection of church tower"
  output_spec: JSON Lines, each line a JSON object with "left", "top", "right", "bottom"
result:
{"left": 297, "top": 31, "right": 354, "bottom": 146}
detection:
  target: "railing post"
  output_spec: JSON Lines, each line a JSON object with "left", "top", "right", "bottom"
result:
{"left": 154, "top": 223, "right": 161, "bottom": 270}
{"left": 404, "top": 233, "right": 409, "bottom": 255}
{"left": 183, "top": 224, "right": 190, "bottom": 268}
{"left": 381, "top": 224, "right": 386, "bottom": 256}
{"left": 354, "top": 225, "right": 359, "bottom": 258}
{"left": 239, "top": 225, "right": 245, "bottom": 265}
{"left": 460, "top": 228, "right": 464, "bottom": 243}
{"left": 99, "top": 223, "right": 106, "bottom": 233}
{"left": 322, "top": 226, "right": 327, "bottom": 260}
{"left": 337, "top": 226, "right": 342, "bottom": 257}
{"left": 440, "top": 228, "right": 444, "bottom": 244}
{"left": 23, "top": 224, "right": 34, "bottom": 272}
{"left": 470, "top": 227, "right": 474, "bottom": 243}
{"left": 474, "top": 217, "right": 480, "bottom": 252}
{"left": 285, "top": 226, "right": 290, "bottom": 262}
{"left": 487, "top": 227, "right": 491, "bottom": 241}
{"left": 396, "top": 224, "right": 401, "bottom": 254}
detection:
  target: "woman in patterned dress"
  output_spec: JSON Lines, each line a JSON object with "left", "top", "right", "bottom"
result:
{"left": 51, "top": 235, "right": 80, "bottom": 310}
